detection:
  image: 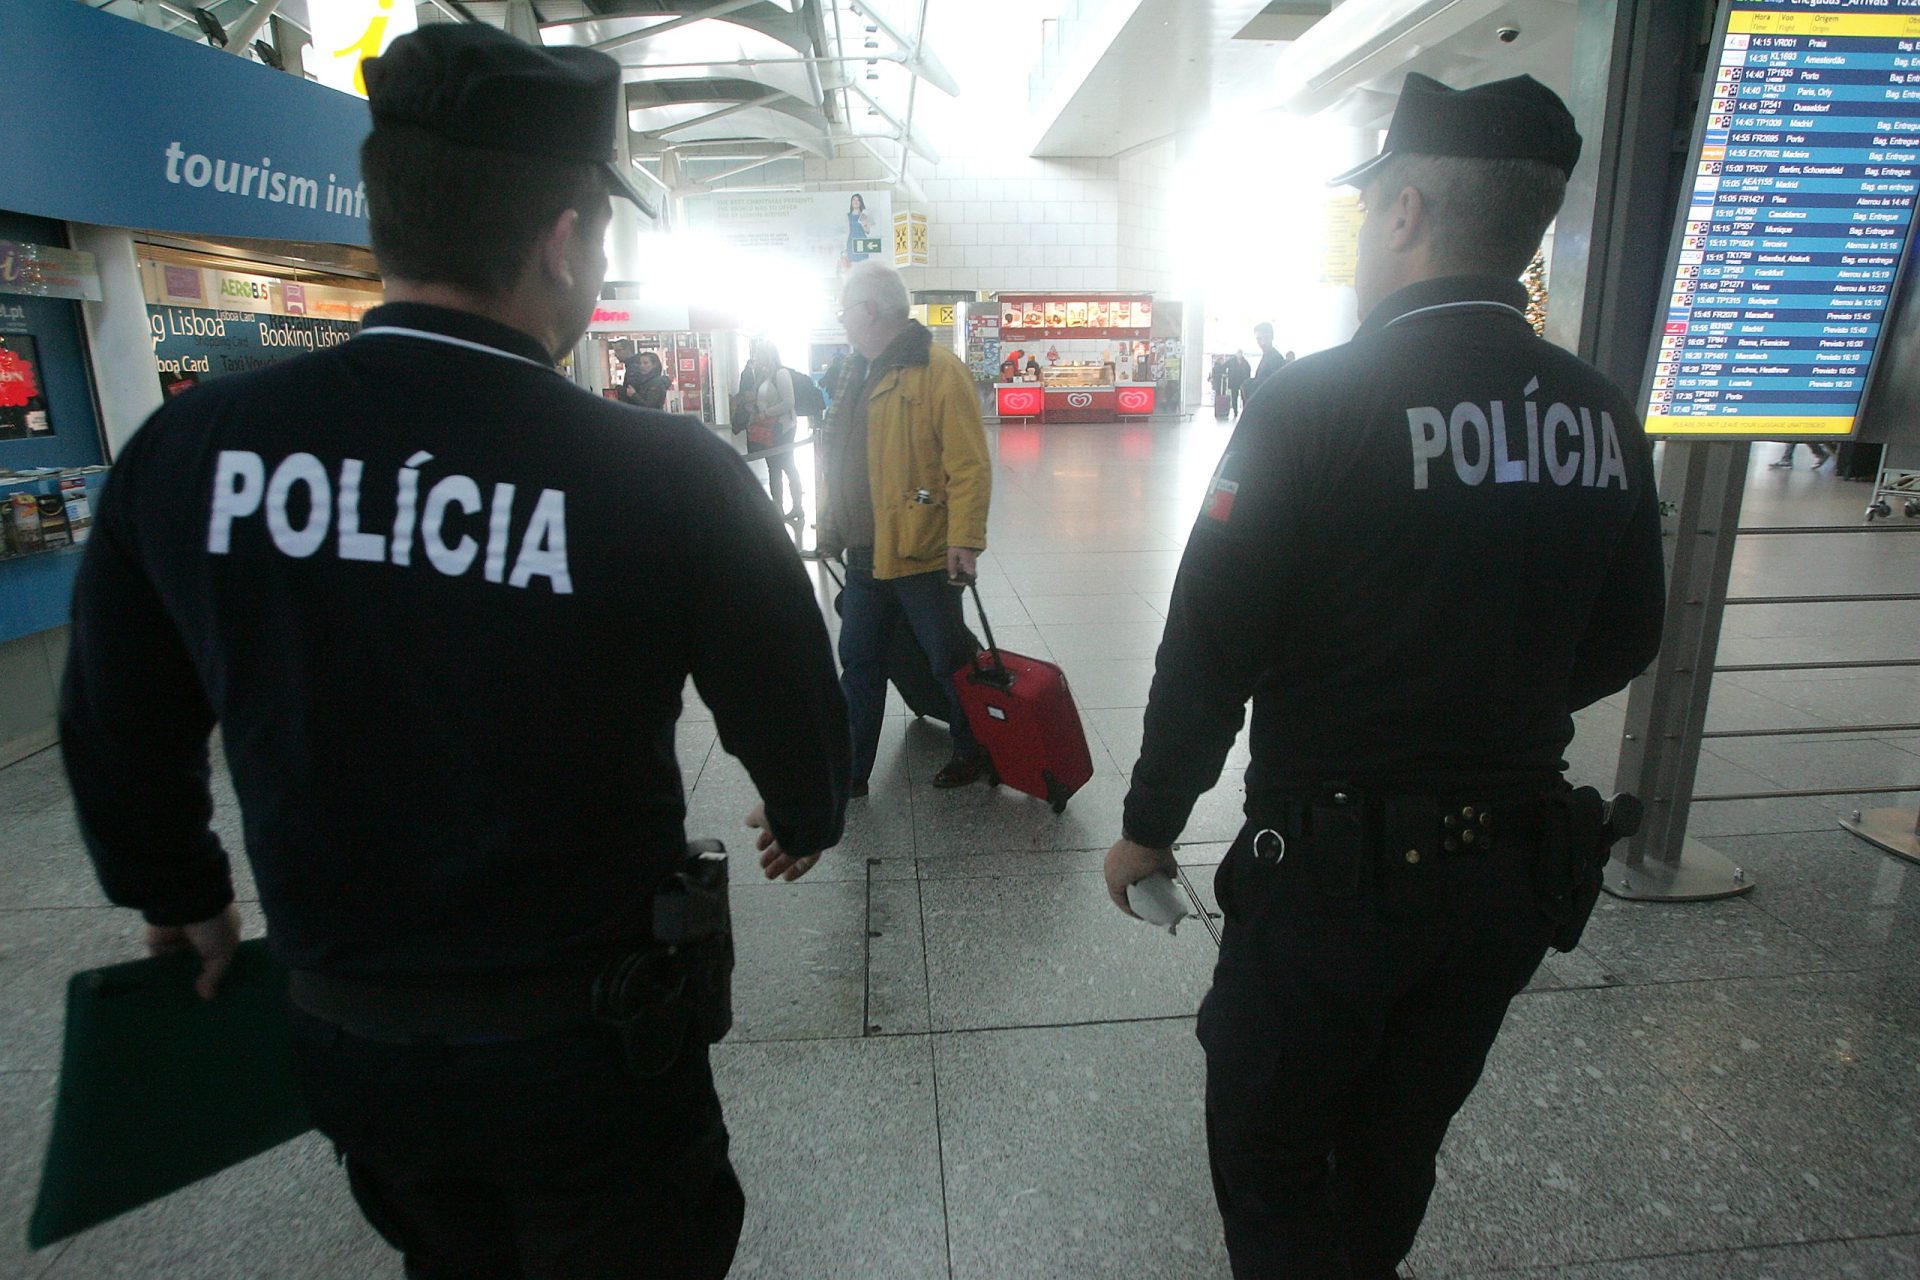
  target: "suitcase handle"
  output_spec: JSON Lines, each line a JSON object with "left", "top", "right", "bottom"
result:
{"left": 964, "top": 582, "right": 1014, "bottom": 690}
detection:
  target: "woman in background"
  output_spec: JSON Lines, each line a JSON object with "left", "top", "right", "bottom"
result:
{"left": 745, "top": 339, "right": 804, "bottom": 521}
{"left": 619, "top": 349, "right": 672, "bottom": 410}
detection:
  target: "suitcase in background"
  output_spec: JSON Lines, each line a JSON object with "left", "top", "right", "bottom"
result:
{"left": 953, "top": 586, "right": 1096, "bottom": 813}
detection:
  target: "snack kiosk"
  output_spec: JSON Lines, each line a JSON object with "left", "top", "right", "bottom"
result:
{"left": 987, "top": 293, "right": 1159, "bottom": 423}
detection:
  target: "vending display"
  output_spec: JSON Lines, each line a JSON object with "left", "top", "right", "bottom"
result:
{"left": 1644, "top": 1, "right": 1920, "bottom": 439}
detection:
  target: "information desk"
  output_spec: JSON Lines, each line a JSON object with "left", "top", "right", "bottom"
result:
{"left": 995, "top": 383, "right": 1156, "bottom": 422}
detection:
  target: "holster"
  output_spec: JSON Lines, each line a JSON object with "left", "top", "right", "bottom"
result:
{"left": 592, "top": 839, "right": 734, "bottom": 1077}
{"left": 1532, "top": 787, "right": 1610, "bottom": 953}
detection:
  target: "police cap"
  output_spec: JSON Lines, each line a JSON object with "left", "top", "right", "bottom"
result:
{"left": 363, "top": 23, "right": 650, "bottom": 209}
{"left": 1330, "top": 73, "right": 1582, "bottom": 188}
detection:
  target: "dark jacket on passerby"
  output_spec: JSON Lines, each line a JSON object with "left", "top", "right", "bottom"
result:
{"left": 620, "top": 351, "right": 672, "bottom": 410}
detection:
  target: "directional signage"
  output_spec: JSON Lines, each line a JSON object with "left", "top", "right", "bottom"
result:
{"left": 1643, "top": 1, "right": 1920, "bottom": 439}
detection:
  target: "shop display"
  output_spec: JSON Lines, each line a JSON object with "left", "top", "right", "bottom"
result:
{"left": 4, "top": 491, "right": 43, "bottom": 553}
{"left": 60, "top": 475, "right": 92, "bottom": 545}
{"left": 0, "top": 333, "right": 53, "bottom": 439}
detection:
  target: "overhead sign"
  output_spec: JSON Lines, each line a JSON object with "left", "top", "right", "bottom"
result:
{"left": 682, "top": 190, "right": 894, "bottom": 278}
{"left": 0, "top": 0, "right": 372, "bottom": 246}
{"left": 307, "top": 0, "right": 417, "bottom": 98}
{"left": 894, "top": 211, "right": 929, "bottom": 267}
{"left": 1642, "top": 1, "right": 1920, "bottom": 439}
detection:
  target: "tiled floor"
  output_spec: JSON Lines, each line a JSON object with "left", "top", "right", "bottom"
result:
{"left": 4, "top": 431, "right": 1918, "bottom": 1279}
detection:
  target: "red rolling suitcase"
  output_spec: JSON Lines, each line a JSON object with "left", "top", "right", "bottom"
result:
{"left": 953, "top": 585, "right": 1096, "bottom": 813}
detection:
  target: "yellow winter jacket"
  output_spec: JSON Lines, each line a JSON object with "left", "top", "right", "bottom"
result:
{"left": 822, "top": 324, "right": 992, "bottom": 580}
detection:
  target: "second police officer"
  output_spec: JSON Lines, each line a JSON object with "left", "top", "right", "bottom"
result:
{"left": 60, "top": 23, "right": 850, "bottom": 1279}
{"left": 1105, "top": 74, "right": 1666, "bottom": 1278}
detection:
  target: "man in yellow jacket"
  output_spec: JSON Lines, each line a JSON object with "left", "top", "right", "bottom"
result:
{"left": 820, "top": 262, "right": 994, "bottom": 794}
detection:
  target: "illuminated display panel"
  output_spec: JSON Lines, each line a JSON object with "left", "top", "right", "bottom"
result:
{"left": 1643, "top": 1, "right": 1920, "bottom": 439}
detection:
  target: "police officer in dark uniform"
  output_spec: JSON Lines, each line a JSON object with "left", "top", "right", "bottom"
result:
{"left": 60, "top": 23, "right": 849, "bottom": 1279}
{"left": 1103, "top": 74, "right": 1665, "bottom": 1279}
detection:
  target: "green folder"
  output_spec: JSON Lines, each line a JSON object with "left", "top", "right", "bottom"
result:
{"left": 26, "top": 938, "right": 315, "bottom": 1249}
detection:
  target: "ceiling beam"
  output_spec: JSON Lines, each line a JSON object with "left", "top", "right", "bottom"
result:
{"left": 590, "top": 0, "right": 762, "bottom": 53}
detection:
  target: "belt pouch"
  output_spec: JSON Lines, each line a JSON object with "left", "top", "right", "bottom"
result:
{"left": 595, "top": 841, "right": 735, "bottom": 1076}
{"left": 1532, "top": 787, "right": 1606, "bottom": 952}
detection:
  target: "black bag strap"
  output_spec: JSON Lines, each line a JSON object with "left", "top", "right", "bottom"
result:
{"left": 964, "top": 582, "right": 1013, "bottom": 689}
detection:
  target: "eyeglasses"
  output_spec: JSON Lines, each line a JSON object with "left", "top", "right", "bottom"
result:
{"left": 835, "top": 300, "right": 875, "bottom": 323}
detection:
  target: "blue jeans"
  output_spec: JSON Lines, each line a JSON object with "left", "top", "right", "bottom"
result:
{"left": 839, "top": 548, "right": 983, "bottom": 782}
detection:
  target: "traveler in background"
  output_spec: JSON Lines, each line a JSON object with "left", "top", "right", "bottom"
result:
{"left": 1245, "top": 322, "right": 1284, "bottom": 401}
{"left": 59, "top": 24, "right": 849, "bottom": 1278}
{"left": 820, "top": 261, "right": 995, "bottom": 796}
{"left": 745, "top": 339, "right": 805, "bottom": 522}
{"left": 1770, "top": 441, "right": 1833, "bottom": 469}
{"left": 620, "top": 348, "right": 671, "bottom": 410}
{"left": 1104, "top": 72, "right": 1664, "bottom": 1278}
{"left": 1226, "top": 350, "right": 1252, "bottom": 415}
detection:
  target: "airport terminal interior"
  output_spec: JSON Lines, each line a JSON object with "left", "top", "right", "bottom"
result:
{"left": 3, "top": 1, "right": 1920, "bottom": 1277}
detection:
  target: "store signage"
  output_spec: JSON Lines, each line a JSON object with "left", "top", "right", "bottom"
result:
{"left": 0, "top": 334, "right": 54, "bottom": 439}
{"left": 0, "top": 242, "right": 103, "bottom": 303}
{"left": 999, "top": 294, "right": 1153, "bottom": 340}
{"left": 1321, "top": 196, "right": 1363, "bottom": 288}
{"left": 0, "top": 0, "right": 371, "bottom": 246}
{"left": 1116, "top": 386, "right": 1156, "bottom": 415}
{"left": 682, "top": 190, "right": 894, "bottom": 279}
{"left": 307, "top": 0, "right": 417, "bottom": 98}
{"left": 139, "top": 261, "right": 378, "bottom": 323}
{"left": 148, "top": 304, "right": 359, "bottom": 386}
{"left": 1066, "top": 392, "right": 1093, "bottom": 409}
{"left": 1642, "top": 0, "right": 1920, "bottom": 439}
{"left": 586, "top": 300, "right": 695, "bottom": 332}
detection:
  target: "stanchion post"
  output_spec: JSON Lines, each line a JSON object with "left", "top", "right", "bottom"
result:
{"left": 1609, "top": 440, "right": 1757, "bottom": 900}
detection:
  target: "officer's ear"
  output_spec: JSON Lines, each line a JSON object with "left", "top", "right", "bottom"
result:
{"left": 1382, "top": 184, "right": 1427, "bottom": 253}
{"left": 534, "top": 209, "right": 585, "bottom": 291}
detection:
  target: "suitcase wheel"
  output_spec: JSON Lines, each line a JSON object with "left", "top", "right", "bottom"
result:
{"left": 1044, "top": 770, "right": 1070, "bottom": 814}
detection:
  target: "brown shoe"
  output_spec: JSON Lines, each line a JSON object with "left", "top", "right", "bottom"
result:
{"left": 932, "top": 753, "right": 995, "bottom": 789}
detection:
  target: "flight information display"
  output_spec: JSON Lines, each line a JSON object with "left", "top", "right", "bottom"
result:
{"left": 1644, "top": 2, "right": 1920, "bottom": 438}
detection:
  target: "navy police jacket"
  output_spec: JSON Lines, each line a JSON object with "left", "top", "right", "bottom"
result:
{"left": 62, "top": 303, "right": 850, "bottom": 980}
{"left": 1123, "top": 276, "right": 1665, "bottom": 847}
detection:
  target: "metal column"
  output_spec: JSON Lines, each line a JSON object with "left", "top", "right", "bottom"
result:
{"left": 1609, "top": 440, "right": 1755, "bottom": 900}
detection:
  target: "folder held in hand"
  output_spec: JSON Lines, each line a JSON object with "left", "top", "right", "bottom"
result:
{"left": 27, "top": 938, "right": 315, "bottom": 1249}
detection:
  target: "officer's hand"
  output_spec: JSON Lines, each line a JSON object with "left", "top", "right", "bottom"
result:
{"left": 947, "top": 546, "right": 979, "bottom": 585}
{"left": 144, "top": 903, "right": 243, "bottom": 1000}
{"left": 747, "top": 803, "right": 819, "bottom": 882}
{"left": 1104, "top": 838, "right": 1177, "bottom": 919}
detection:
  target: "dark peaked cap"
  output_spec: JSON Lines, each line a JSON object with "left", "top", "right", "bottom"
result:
{"left": 1331, "top": 73, "right": 1582, "bottom": 188}
{"left": 363, "top": 23, "right": 651, "bottom": 209}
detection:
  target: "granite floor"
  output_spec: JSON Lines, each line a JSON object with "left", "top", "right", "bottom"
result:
{"left": 3, "top": 430, "right": 1918, "bottom": 1279}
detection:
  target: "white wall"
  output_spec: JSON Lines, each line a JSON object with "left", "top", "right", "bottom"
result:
{"left": 805, "top": 138, "right": 1176, "bottom": 298}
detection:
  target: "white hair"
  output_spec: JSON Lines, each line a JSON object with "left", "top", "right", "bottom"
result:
{"left": 843, "top": 261, "right": 911, "bottom": 319}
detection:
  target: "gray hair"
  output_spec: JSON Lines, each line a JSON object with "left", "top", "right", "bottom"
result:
{"left": 1368, "top": 154, "right": 1568, "bottom": 278}
{"left": 843, "top": 261, "right": 911, "bottom": 319}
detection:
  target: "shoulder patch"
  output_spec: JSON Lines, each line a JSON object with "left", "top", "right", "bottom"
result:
{"left": 1204, "top": 476, "right": 1239, "bottom": 523}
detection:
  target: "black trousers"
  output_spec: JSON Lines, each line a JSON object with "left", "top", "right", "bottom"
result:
{"left": 289, "top": 1008, "right": 744, "bottom": 1280}
{"left": 1199, "top": 821, "right": 1553, "bottom": 1279}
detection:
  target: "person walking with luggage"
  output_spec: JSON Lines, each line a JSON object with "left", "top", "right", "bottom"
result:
{"left": 59, "top": 24, "right": 849, "bottom": 1278}
{"left": 820, "top": 261, "right": 995, "bottom": 796}
{"left": 1103, "top": 73, "right": 1665, "bottom": 1279}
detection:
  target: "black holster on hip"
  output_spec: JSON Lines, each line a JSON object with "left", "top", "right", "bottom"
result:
{"left": 593, "top": 839, "right": 734, "bottom": 1077}
{"left": 1532, "top": 788, "right": 1641, "bottom": 952}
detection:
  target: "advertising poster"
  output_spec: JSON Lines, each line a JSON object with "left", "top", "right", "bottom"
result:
{"left": 149, "top": 306, "right": 359, "bottom": 390}
{"left": 683, "top": 190, "right": 895, "bottom": 280}
{"left": 0, "top": 333, "right": 53, "bottom": 439}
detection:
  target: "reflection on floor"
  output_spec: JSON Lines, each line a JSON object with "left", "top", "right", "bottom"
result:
{"left": 3, "top": 430, "right": 1917, "bottom": 1279}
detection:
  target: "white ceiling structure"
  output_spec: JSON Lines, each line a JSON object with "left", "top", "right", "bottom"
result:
{"left": 103, "top": 0, "right": 1585, "bottom": 199}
